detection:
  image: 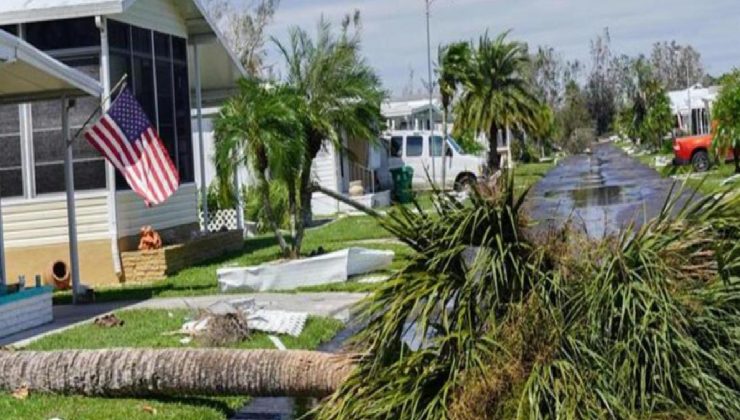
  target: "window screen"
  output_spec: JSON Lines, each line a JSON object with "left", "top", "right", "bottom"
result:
{"left": 26, "top": 18, "right": 98, "bottom": 51}
{"left": 0, "top": 25, "right": 18, "bottom": 36}
{"left": 406, "top": 136, "right": 423, "bottom": 157}
{"left": 0, "top": 105, "right": 23, "bottom": 198}
{"left": 107, "top": 20, "right": 194, "bottom": 188}
{"left": 29, "top": 54, "right": 106, "bottom": 195}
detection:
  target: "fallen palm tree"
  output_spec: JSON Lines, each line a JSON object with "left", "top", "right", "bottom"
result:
{"left": 314, "top": 179, "right": 740, "bottom": 419}
{"left": 0, "top": 349, "right": 355, "bottom": 398}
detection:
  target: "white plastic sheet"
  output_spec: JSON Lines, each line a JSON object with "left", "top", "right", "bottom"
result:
{"left": 218, "top": 247, "right": 394, "bottom": 292}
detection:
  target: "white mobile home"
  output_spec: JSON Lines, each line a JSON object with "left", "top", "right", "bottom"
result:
{"left": 0, "top": 0, "right": 244, "bottom": 285}
{"left": 668, "top": 85, "right": 719, "bottom": 136}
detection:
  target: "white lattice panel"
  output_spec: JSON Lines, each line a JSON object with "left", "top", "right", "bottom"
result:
{"left": 200, "top": 209, "right": 239, "bottom": 232}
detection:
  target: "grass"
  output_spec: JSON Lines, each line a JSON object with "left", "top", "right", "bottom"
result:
{"left": 613, "top": 139, "right": 738, "bottom": 195}
{"left": 54, "top": 216, "right": 402, "bottom": 304}
{"left": 513, "top": 161, "right": 555, "bottom": 193}
{"left": 1, "top": 309, "right": 344, "bottom": 420}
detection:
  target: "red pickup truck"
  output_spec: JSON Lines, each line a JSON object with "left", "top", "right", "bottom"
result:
{"left": 673, "top": 133, "right": 736, "bottom": 172}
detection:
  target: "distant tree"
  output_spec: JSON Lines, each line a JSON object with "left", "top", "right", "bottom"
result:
{"left": 556, "top": 81, "right": 593, "bottom": 153}
{"left": 585, "top": 28, "right": 618, "bottom": 135}
{"left": 208, "top": 0, "right": 280, "bottom": 76}
{"left": 616, "top": 58, "right": 673, "bottom": 150}
{"left": 711, "top": 70, "right": 740, "bottom": 173}
{"left": 526, "top": 46, "right": 582, "bottom": 109}
{"left": 650, "top": 41, "right": 706, "bottom": 90}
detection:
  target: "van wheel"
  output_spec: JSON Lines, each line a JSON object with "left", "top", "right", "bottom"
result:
{"left": 454, "top": 173, "right": 477, "bottom": 192}
{"left": 691, "top": 150, "right": 710, "bottom": 172}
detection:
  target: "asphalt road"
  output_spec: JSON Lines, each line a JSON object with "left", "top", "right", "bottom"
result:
{"left": 525, "top": 142, "right": 696, "bottom": 239}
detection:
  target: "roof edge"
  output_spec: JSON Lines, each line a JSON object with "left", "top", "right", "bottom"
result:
{"left": 0, "top": 1, "right": 125, "bottom": 26}
{"left": 0, "top": 29, "right": 102, "bottom": 99}
{"left": 190, "top": 0, "right": 247, "bottom": 78}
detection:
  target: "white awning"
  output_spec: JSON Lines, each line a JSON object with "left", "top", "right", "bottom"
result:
{"left": 0, "top": 29, "right": 102, "bottom": 105}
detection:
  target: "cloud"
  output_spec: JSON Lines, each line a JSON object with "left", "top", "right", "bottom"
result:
{"left": 263, "top": 0, "right": 739, "bottom": 94}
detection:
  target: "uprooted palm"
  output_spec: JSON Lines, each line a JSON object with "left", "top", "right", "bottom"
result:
{"left": 315, "top": 181, "right": 740, "bottom": 419}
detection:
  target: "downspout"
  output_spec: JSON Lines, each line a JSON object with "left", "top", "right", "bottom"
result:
{"left": 96, "top": 16, "right": 123, "bottom": 280}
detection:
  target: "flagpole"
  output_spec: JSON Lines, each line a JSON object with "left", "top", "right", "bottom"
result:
{"left": 69, "top": 74, "right": 128, "bottom": 145}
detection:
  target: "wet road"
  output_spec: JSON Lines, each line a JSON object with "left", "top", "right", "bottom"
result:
{"left": 525, "top": 142, "right": 695, "bottom": 238}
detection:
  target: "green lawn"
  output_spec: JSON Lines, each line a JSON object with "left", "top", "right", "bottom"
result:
{"left": 1, "top": 309, "right": 344, "bottom": 420}
{"left": 54, "top": 216, "right": 402, "bottom": 304}
{"left": 513, "top": 161, "right": 555, "bottom": 193}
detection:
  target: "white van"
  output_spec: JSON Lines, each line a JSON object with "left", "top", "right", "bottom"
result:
{"left": 384, "top": 130, "right": 485, "bottom": 191}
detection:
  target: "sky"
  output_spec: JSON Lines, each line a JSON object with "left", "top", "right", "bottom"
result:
{"left": 258, "top": 0, "right": 740, "bottom": 97}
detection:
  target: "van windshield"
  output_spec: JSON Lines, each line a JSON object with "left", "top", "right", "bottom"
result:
{"left": 447, "top": 137, "right": 464, "bottom": 154}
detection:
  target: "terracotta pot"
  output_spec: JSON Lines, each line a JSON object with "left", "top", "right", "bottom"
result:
{"left": 45, "top": 260, "right": 71, "bottom": 290}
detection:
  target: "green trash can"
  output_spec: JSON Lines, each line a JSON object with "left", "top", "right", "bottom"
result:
{"left": 390, "top": 166, "right": 414, "bottom": 204}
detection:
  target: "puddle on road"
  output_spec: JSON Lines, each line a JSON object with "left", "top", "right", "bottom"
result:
{"left": 544, "top": 185, "right": 641, "bottom": 208}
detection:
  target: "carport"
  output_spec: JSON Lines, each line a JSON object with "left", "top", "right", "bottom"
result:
{"left": 0, "top": 29, "right": 102, "bottom": 303}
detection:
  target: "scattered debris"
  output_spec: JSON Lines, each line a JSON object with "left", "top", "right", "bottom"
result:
{"left": 248, "top": 310, "right": 307, "bottom": 337}
{"left": 218, "top": 247, "right": 394, "bottom": 292}
{"left": 175, "top": 299, "right": 309, "bottom": 341}
{"left": 141, "top": 404, "right": 157, "bottom": 415}
{"left": 654, "top": 156, "right": 672, "bottom": 167}
{"left": 179, "top": 337, "right": 192, "bottom": 345}
{"left": 721, "top": 173, "right": 740, "bottom": 186}
{"left": 268, "top": 335, "right": 287, "bottom": 350}
{"left": 357, "top": 274, "right": 390, "bottom": 284}
{"left": 181, "top": 311, "right": 250, "bottom": 347}
{"left": 11, "top": 384, "right": 29, "bottom": 400}
{"left": 94, "top": 314, "right": 124, "bottom": 328}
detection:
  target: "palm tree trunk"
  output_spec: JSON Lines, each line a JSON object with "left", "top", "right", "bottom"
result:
{"left": 294, "top": 133, "right": 324, "bottom": 255}
{"left": 487, "top": 125, "right": 500, "bottom": 171}
{"left": 259, "top": 176, "right": 290, "bottom": 256}
{"left": 0, "top": 349, "right": 355, "bottom": 398}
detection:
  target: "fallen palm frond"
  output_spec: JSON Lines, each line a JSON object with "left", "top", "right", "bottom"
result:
{"left": 316, "top": 178, "right": 740, "bottom": 419}
{"left": 315, "top": 174, "right": 554, "bottom": 419}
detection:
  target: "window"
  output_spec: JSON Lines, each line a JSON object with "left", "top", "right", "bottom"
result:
{"left": 406, "top": 136, "right": 423, "bottom": 157}
{"left": 429, "top": 136, "right": 444, "bottom": 157}
{"left": 107, "top": 20, "right": 195, "bottom": 188}
{"left": 390, "top": 136, "right": 403, "bottom": 158}
{"left": 26, "top": 18, "right": 99, "bottom": 51}
{"left": 26, "top": 22, "right": 107, "bottom": 195}
{"left": 0, "top": 105, "right": 23, "bottom": 198}
{"left": 0, "top": 25, "right": 18, "bottom": 36}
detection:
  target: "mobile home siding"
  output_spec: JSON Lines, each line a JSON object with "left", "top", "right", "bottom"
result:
{"left": 312, "top": 142, "right": 341, "bottom": 192}
{"left": 110, "top": 0, "right": 187, "bottom": 38}
{"left": 115, "top": 182, "right": 198, "bottom": 237}
{"left": 1, "top": 192, "right": 110, "bottom": 248}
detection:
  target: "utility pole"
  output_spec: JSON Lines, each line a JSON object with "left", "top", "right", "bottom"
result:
{"left": 425, "top": 0, "right": 436, "bottom": 183}
{"left": 686, "top": 60, "right": 692, "bottom": 135}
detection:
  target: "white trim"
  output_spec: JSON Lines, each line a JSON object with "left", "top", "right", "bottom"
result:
{"left": 1, "top": 189, "right": 108, "bottom": 207}
{"left": 0, "top": 2, "right": 124, "bottom": 26}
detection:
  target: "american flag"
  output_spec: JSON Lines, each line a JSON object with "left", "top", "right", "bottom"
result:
{"left": 84, "top": 89, "right": 180, "bottom": 206}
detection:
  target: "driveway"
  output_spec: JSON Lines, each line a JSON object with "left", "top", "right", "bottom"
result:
{"left": 525, "top": 142, "right": 696, "bottom": 238}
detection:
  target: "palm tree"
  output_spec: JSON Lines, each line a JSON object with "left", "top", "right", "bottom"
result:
{"left": 0, "top": 348, "right": 354, "bottom": 398}
{"left": 215, "top": 78, "right": 304, "bottom": 256}
{"left": 438, "top": 41, "right": 471, "bottom": 187}
{"left": 455, "top": 32, "right": 540, "bottom": 171}
{"left": 273, "top": 12, "right": 385, "bottom": 253}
